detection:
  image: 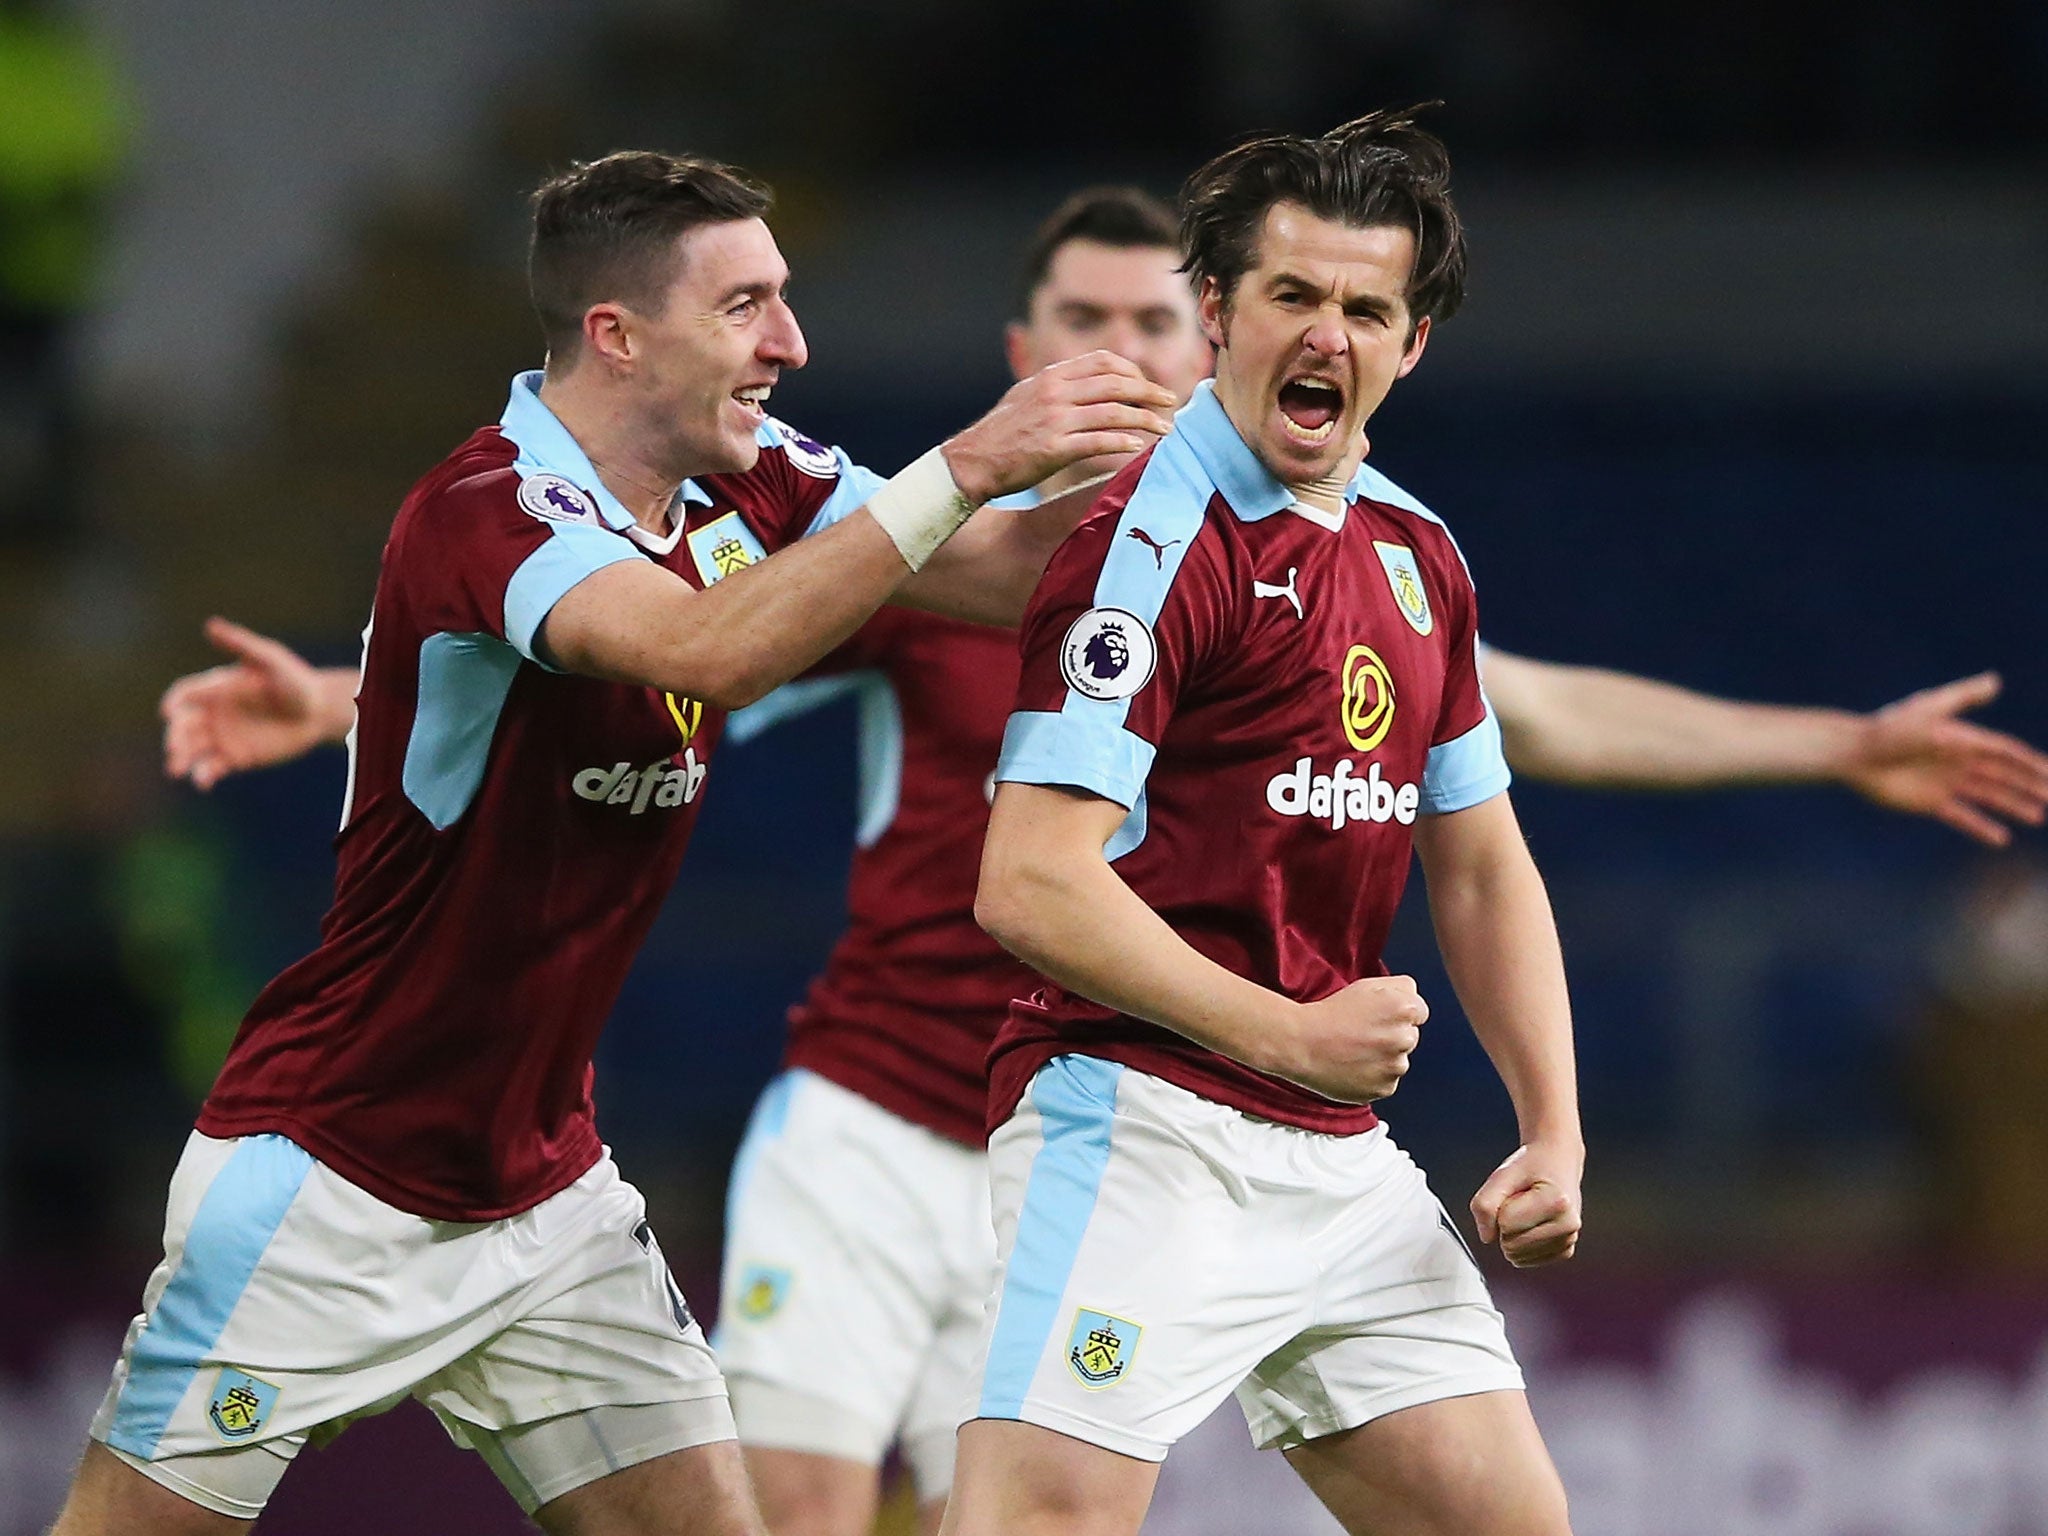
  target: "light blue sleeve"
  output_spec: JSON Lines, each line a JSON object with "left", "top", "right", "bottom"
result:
{"left": 502, "top": 524, "right": 645, "bottom": 664}
{"left": 1421, "top": 708, "right": 1512, "bottom": 814}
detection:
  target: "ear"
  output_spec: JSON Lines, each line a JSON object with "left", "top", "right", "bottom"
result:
{"left": 582, "top": 303, "right": 634, "bottom": 370}
{"left": 1395, "top": 314, "right": 1431, "bottom": 379}
{"left": 1003, "top": 321, "right": 1034, "bottom": 384}
{"left": 1197, "top": 276, "right": 1230, "bottom": 350}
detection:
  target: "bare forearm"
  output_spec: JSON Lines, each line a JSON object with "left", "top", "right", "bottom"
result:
{"left": 1488, "top": 650, "right": 1862, "bottom": 790}
{"left": 315, "top": 668, "right": 359, "bottom": 742}
{"left": 1419, "top": 814, "right": 1579, "bottom": 1146}
{"left": 548, "top": 512, "right": 913, "bottom": 707}
{"left": 976, "top": 800, "right": 1298, "bottom": 1071}
{"left": 897, "top": 474, "right": 1108, "bottom": 626}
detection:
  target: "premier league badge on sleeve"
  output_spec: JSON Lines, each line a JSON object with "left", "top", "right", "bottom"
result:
{"left": 1373, "top": 541, "right": 1434, "bottom": 635}
{"left": 766, "top": 418, "right": 841, "bottom": 479}
{"left": 516, "top": 472, "right": 602, "bottom": 526}
{"left": 1066, "top": 1308, "right": 1141, "bottom": 1389}
{"left": 1060, "top": 607, "right": 1157, "bottom": 701}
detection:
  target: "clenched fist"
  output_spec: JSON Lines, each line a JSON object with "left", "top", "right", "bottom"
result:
{"left": 1272, "top": 975, "right": 1429, "bottom": 1104}
{"left": 1471, "top": 1140, "right": 1583, "bottom": 1268}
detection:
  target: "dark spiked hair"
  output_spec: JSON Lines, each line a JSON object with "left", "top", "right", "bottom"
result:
{"left": 1013, "top": 185, "right": 1181, "bottom": 319}
{"left": 528, "top": 150, "right": 773, "bottom": 361}
{"left": 1179, "top": 105, "right": 1467, "bottom": 327}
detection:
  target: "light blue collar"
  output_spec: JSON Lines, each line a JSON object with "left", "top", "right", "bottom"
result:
{"left": 499, "top": 370, "right": 713, "bottom": 533}
{"left": 1173, "top": 378, "right": 1380, "bottom": 521}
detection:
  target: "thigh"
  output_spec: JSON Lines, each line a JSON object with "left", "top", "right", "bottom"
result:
{"left": 898, "top": 1150, "right": 998, "bottom": 1502}
{"left": 717, "top": 1071, "right": 967, "bottom": 1463}
{"left": 941, "top": 1418, "right": 1158, "bottom": 1536}
{"left": 1238, "top": 1130, "right": 1523, "bottom": 1454}
{"left": 972, "top": 1058, "right": 1308, "bottom": 1463}
{"left": 48, "top": 1441, "right": 254, "bottom": 1536}
{"left": 1283, "top": 1390, "right": 1570, "bottom": 1536}
{"left": 418, "top": 1159, "right": 732, "bottom": 1470}
{"left": 533, "top": 1436, "right": 763, "bottom": 1536}
{"left": 88, "top": 1132, "right": 511, "bottom": 1512}
{"left": 739, "top": 1447, "right": 881, "bottom": 1536}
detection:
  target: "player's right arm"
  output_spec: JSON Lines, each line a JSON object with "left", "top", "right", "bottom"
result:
{"left": 540, "top": 355, "right": 1172, "bottom": 704}
{"left": 977, "top": 781, "right": 1428, "bottom": 1103}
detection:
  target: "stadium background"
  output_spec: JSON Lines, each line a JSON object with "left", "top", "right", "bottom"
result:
{"left": 1, "top": 0, "right": 2045, "bottom": 1530}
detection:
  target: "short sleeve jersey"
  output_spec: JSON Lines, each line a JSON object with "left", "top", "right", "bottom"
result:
{"left": 727, "top": 606, "right": 1029, "bottom": 1145}
{"left": 197, "top": 372, "right": 884, "bottom": 1220}
{"left": 989, "top": 381, "right": 1510, "bottom": 1135}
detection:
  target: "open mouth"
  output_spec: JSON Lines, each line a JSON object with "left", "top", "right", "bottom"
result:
{"left": 733, "top": 384, "right": 772, "bottom": 422}
{"left": 1277, "top": 377, "right": 1343, "bottom": 443}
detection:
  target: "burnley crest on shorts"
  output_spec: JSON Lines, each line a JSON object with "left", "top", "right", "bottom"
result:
{"left": 207, "top": 1367, "right": 280, "bottom": 1441}
{"left": 1066, "top": 1308, "right": 1141, "bottom": 1389}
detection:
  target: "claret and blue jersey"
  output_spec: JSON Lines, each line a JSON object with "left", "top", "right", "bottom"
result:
{"left": 988, "top": 379, "right": 1511, "bottom": 1135}
{"left": 199, "top": 372, "right": 884, "bottom": 1222}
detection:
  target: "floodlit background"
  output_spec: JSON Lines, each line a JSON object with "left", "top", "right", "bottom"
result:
{"left": 1, "top": 0, "right": 2045, "bottom": 1531}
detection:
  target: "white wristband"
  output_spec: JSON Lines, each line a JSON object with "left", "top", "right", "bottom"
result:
{"left": 863, "top": 446, "right": 978, "bottom": 572}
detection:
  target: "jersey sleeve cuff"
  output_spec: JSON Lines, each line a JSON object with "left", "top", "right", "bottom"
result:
{"left": 994, "top": 709, "right": 1156, "bottom": 810}
{"left": 1420, "top": 709, "right": 1513, "bottom": 815}
{"left": 503, "top": 527, "right": 646, "bottom": 665}
{"left": 799, "top": 455, "right": 891, "bottom": 539}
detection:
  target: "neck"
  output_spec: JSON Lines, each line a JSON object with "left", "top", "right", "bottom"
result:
{"left": 1289, "top": 463, "right": 1354, "bottom": 516}
{"left": 537, "top": 370, "right": 685, "bottom": 532}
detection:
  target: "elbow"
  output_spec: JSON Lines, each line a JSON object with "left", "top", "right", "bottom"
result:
{"left": 974, "top": 871, "right": 1028, "bottom": 957}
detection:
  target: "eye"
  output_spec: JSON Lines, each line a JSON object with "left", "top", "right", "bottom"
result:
{"left": 728, "top": 297, "right": 759, "bottom": 319}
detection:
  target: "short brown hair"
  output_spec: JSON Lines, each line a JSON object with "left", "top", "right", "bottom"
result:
{"left": 1013, "top": 186, "right": 1180, "bottom": 320}
{"left": 1179, "top": 105, "right": 1467, "bottom": 326}
{"left": 528, "top": 150, "right": 773, "bottom": 360}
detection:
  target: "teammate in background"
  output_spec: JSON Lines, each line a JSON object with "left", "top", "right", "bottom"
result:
{"left": 56, "top": 151, "right": 1174, "bottom": 1536}
{"left": 155, "top": 184, "right": 2048, "bottom": 1536}
{"left": 960, "top": 108, "right": 1575, "bottom": 1536}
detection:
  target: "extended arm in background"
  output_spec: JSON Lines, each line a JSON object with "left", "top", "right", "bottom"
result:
{"left": 893, "top": 471, "right": 1111, "bottom": 626}
{"left": 975, "top": 780, "right": 1430, "bottom": 1106}
{"left": 1484, "top": 648, "right": 2048, "bottom": 845}
{"left": 1410, "top": 792, "right": 1583, "bottom": 1268}
{"left": 160, "top": 617, "right": 359, "bottom": 790}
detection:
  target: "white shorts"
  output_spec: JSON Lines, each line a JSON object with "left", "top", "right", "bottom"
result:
{"left": 715, "top": 1069, "right": 994, "bottom": 1498}
{"left": 90, "top": 1132, "right": 735, "bottom": 1519}
{"left": 971, "top": 1056, "right": 1523, "bottom": 1462}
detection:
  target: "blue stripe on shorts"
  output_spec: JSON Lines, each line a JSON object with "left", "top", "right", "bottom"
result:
{"left": 979, "top": 1056, "right": 1125, "bottom": 1420}
{"left": 107, "top": 1134, "right": 314, "bottom": 1458}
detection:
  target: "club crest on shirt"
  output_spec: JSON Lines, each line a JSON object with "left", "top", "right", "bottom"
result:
{"left": 207, "top": 1367, "right": 280, "bottom": 1442}
{"left": 1059, "top": 607, "right": 1156, "bottom": 701}
{"left": 735, "top": 1264, "right": 791, "bottom": 1322}
{"left": 1066, "top": 1309, "right": 1141, "bottom": 1389}
{"left": 1373, "top": 541, "right": 1433, "bottom": 635}
{"left": 687, "top": 510, "right": 769, "bottom": 586}
{"left": 1341, "top": 644, "right": 1397, "bottom": 751}
{"left": 767, "top": 418, "right": 840, "bottom": 479}
{"left": 517, "top": 472, "right": 602, "bottom": 527}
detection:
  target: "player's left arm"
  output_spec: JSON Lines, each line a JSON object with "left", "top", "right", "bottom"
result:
{"left": 891, "top": 472, "right": 1112, "bottom": 626}
{"left": 1411, "top": 792, "right": 1583, "bottom": 1269}
{"left": 1486, "top": 648, "right": 2048, "bottom": 845}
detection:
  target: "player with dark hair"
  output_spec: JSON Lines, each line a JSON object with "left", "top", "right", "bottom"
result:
{"left": 53, "top": 149, "right": 1174, "bottom": 1536}
{"left": 958, "top": 107, "right": 1574, "bottom": 1536}
{"left": 154, "top": 162, "right": 2048, "bottom": 1536}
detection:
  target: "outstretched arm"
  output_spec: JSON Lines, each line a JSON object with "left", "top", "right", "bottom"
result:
{"left": 160, "top": 617, "right": 358, "bottom": 789}
{"left": 1484, "top": 648, "right": 2048, "bottom": 845}
{"left": 1411, "top": 792, "right": 1582, "bottom": 1269}
{"left": 542, "top": 353, "right": 1173, "bottom": 704}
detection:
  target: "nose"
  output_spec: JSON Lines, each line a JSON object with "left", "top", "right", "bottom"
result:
{"left": 764, "top": 296, "right": 808, "bottom": 370}
{"left": 1304, "top": 304, "right": 1349, "bottom": 358}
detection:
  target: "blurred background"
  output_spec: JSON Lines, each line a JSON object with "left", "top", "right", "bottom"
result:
{"left": 1, "top": 0, "right": 2045, "bottom": 1530}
